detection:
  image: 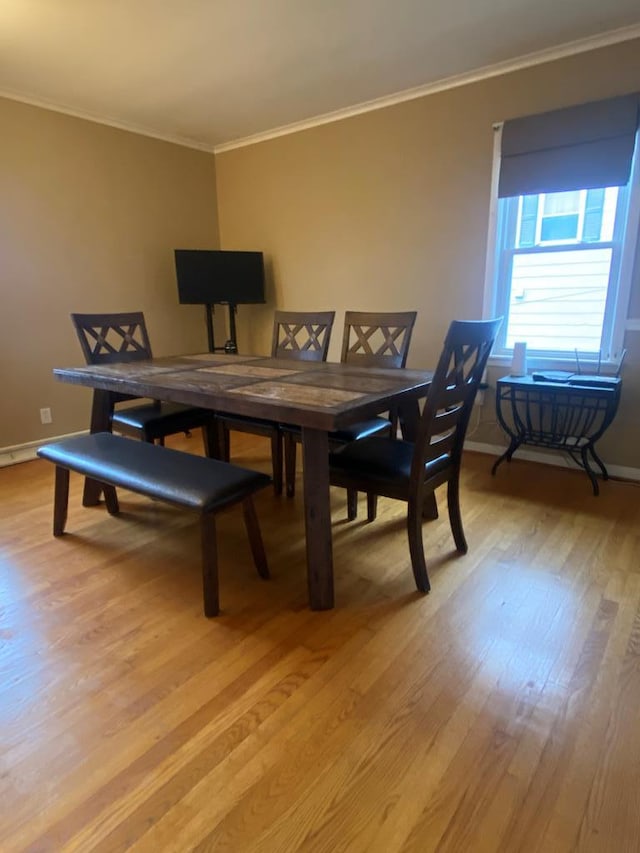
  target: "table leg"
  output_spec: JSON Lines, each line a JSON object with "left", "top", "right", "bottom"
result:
{"left": 301, "top": 427, "right": 334, "bottom": 610}
{"left": 83, "top": 389, "right": 113, "bottom": 506}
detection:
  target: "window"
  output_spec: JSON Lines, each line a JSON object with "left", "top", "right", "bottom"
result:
{"left": 485, "top": 94, "right": 640, "bottom": 367}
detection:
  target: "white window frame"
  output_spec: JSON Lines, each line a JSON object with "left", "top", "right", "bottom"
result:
{"left": 483, "top": 124, "right": 640, "bottom": 372}
{"left": 535, "top": 190, "right": 585, "bottom": 246}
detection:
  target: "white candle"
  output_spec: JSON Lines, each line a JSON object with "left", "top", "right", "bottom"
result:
{"left": 511, "top": 341, "right": 527, "bottom": 376}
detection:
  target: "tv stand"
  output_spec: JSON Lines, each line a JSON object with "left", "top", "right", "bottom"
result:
{"left": 205, "top": 303, "right": 238, "bottom": 354}
{"left": 224, "top": 303, "right": 238, "bottom": 353}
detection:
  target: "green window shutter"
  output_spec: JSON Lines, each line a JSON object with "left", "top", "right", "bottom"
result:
{"left": 518, "top": 194, "right": 539, "bottom": 247}
{"left": 583, "top": 188, "right": 605, "bottom": 242}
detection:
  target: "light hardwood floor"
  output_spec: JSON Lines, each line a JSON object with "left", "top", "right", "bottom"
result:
{"left": 1, "top": 433, "right": 639, "bottom": 852}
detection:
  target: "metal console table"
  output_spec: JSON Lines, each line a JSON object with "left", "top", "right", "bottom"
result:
{"left": 491, "top": 374, "right": 622, "bottom": 495}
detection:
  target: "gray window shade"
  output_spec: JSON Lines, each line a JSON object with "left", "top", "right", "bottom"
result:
{"left": 498, "top": 94, "right": 640, "bottom": 198}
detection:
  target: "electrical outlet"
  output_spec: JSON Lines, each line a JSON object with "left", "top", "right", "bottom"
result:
{"left": 40, "top": 407, "right": 52, "bottom": 424}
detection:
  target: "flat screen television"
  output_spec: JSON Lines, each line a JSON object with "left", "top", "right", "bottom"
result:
{"left": 175, "top": 249, "right": 265, "bottom": 305}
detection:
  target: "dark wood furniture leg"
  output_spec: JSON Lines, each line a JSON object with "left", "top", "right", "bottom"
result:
{"left": 102, "top": 484, "right": 120, "bottom": 515}
{"left": 347, "top": 489, "right": 358, "bottom": 521}
{"left": 202, "top": 418, "right": 224, "bottom": 459}
{"left": 83, "top": 389, "right": 113, "bottom": 506}
{"left": 301, "top": 427, "right": 334, "bottom": 610}
{"left": 53, "top": 467, "right": 70, "bottom": 536}
{"left": 242, "top": 497, "right": 270, "bottom": 579}
{"left": 200, "top": 514, "right": 219, "bottom": 617}
{"left": 270, "top": 433, "right": 283, "bottom": 496}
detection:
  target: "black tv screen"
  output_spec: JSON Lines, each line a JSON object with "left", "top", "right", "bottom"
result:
{"left": 175, "top": 249, "right": 265, "bottom": 305}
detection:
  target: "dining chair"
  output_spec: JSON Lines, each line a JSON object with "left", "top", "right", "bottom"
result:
{"left": 283, "top": 310, "right": 417, "bottom": 503}
{"left": 217, "top": 310, "right": 335, "bottom": 494}
{"left": 71, "top": 311, "right": 218, "bottom": 455}
{"left": 329, "top": 317, "right": 502, "bottom": 593}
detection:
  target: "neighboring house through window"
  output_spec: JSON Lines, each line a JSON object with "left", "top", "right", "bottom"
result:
{"left": 485, "top": 93, "right": 640, "bottom": 368}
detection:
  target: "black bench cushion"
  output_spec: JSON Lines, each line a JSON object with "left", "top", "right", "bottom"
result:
{"left": 37, "top": 433, "right": 271, "bottom": 513}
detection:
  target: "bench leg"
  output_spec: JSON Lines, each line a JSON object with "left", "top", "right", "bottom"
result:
{"left": 366, "top": 493, "right": 378, "bottom": 523}
{"left": 102, "top": 485, "right": 120, "bottom": 515}
{"left": 200, "top": 513, "right": 219, "bottom": 617}
{"left": 346, "top": 489, "right": 358, "bottom": 520}
{"left": 242, "top": 497, "right": 269, "bottom": 579}
{"left": 53, "top": 466, "right": 70, "bottom": 536}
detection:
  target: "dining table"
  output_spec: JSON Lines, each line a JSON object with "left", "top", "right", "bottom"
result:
{"left": 53, "top": 352, "right": 434, "bottom": 610}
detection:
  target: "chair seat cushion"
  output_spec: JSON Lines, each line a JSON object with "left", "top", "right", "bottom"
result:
{"left": 329, "top": 416, "right": 392, "bottom": 443}
{"left": 329, "top": 437, "right": 450, "bottom": 489}
{"left": 282, "top": 416, "right": 391, "bottom": 444}
{"left": 219, "top": 413, "right": 278, "bottom": 432}
{"left": 112, "top": 402, "right": 213, "bottom": 437}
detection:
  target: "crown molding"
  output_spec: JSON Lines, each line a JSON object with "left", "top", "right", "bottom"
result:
{"left": 0, "top": 88, "right": 215, "bottom": 152}
{"left": 2, "top": 22, "right": 639, "bottom": 156}
{"left": 214, "top": 22, "right": 640, "bottom": 154}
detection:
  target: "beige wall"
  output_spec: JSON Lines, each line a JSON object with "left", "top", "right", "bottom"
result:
{"left": 0, "top": 97, "right": 220, "bottom": 449}
{"left": 215, "top": 39, "right": 640, "bottom": 469}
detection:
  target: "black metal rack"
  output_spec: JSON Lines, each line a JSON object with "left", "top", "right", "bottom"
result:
{"left": 491, "top": 374, "right": 622, "bottom": 495}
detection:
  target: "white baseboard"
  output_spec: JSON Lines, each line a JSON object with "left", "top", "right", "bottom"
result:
{"left": 3, "top": 432, "right": 639, "bottom": 484}
{"left": 0, "top": 430, "right": 87, "bottom": 468}
{"left": 465, "top": 440, "right": 640, "bottom": 483}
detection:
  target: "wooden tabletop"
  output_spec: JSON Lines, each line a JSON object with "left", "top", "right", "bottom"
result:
{"left": 54, "top": 352, "right": 434, "bottom": 431}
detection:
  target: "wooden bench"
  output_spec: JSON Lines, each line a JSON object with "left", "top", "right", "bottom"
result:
{"left": 37, "top": 432, "right": 272, "bottom": 616}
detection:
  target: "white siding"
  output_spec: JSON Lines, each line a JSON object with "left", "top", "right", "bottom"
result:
{"left": 506, "top": 248, "right": 612, "bottom": 351}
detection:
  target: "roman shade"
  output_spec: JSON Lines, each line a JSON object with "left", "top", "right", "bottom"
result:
{"left": 498, "top": 93, "right": 640, "bottom": 198}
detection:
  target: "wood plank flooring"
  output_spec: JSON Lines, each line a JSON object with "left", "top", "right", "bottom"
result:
{"left": 1, "top": 433, "right": 639, "bottom": 852}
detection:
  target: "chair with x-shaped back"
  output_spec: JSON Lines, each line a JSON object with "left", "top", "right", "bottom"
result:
{"left": 329, "top": 317, "right": 502, "bottom": 594}
{"left": 217, "top": 310, "right": 335, "bottom": 494}
{"left": 71, "top": 312, "right": 218, "bottom": 454}
{"left": 283, "top": 310, "right": 417, "bottom": 502}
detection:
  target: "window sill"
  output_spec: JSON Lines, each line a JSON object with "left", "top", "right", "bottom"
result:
{"left": 488, "top": 354, "right": 621, "bottom": 374}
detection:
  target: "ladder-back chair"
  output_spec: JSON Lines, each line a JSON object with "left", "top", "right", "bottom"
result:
{"left": 329, "top": 317, "right": 502, "bottom": 593}
{"left": 283, "top": 310, "right": 417, "bottom": 501}
{"left": 217, "top": 310, "right": 335, "bottom": 494}
{"left": 71, "top": 312, "right": 217, "bottom": 454}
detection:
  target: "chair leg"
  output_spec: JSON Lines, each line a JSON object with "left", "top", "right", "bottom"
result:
{"left": 284, "top": 433, "right": 297, "bottom": 498}
{"left": 242, "top": 497, "right": 270, "bottom": 579}
{"left": 217, "top": 421, "right": 230, "bottom": 462}
{"left": 102, "top": 484, "right": 120, "bottom": 515}
{"left": 270, "top": 432, "right": 283, "bottom": 496}
{"left": 347, "top": 489, "right": 358, "bottom": 520}
{"left": 407, "top": 497, "right": 430, "bottom": 593}
{"left": 447, "top": 475, "right": 468, "bottom": 553}
{"left": 366, "top": 493, "right": 378, "bottom": 522}
{"left": 200, "top": 513, "right": 219, "bottom": 617}
{"left": 53, "top": 466, "right": 70, "bottom": 536}
{"left": 202, "top": 420, "right": 223, "bottom": 459}
{"left": 422, "top": 493, "right": 438, "bottom": 520}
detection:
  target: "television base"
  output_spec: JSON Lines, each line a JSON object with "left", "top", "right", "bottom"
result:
{"left": 205, "top": 303, "right": 238, "bottom": 354}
